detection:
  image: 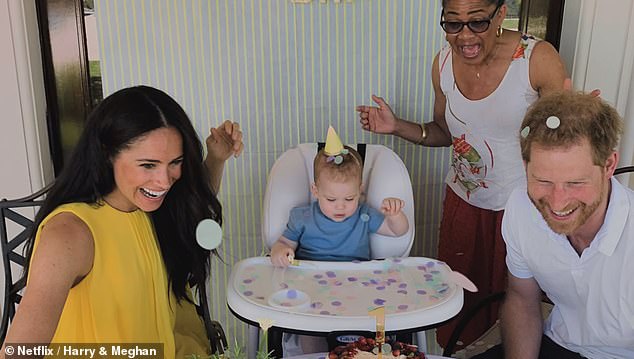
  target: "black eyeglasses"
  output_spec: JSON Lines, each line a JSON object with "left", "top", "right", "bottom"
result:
{"left": 440, "top": 5, "right": 500, "bottom": 34}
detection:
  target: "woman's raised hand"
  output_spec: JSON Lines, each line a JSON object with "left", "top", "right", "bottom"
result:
{"left": 356, "top": 95, "right": 399, "bottom": 134}
{"left": 206, "top": 120, "right": 244, "bottom": 162}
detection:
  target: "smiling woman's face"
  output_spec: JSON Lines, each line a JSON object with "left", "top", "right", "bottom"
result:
{"left": 105, "top": 127, "right": 184, "bottom": 212}
{"left": 441, "top": 0, "right": 504, "bottom": 64}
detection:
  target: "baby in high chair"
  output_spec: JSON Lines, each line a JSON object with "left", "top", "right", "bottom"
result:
{"left": 269, "top": 126, "right": 410, "bottom": 354}
{"left": 270, "top": 126, "right": 409, "bottom": 267}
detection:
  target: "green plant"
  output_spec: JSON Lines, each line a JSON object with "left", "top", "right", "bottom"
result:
{"left": 187, "top": 319, "right": 275, "bottom": 359}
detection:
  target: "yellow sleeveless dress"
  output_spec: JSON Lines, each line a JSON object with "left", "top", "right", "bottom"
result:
{"left": 31, "top": 202, "right": 209, "bottom": 358}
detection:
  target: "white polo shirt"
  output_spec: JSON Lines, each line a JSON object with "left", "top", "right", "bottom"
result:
{"left": 503, "top": 177, "right": 634, "bottom": 359}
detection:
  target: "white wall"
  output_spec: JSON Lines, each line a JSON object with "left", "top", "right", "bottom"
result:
{"left": 0, "top": 0, "right": 52, "bottom": 200}
{"left": 561, "top": 0, "right": 634, "bottom": 184}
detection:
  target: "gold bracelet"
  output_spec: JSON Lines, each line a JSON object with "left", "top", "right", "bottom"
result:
{"left": 418, "top": 123, "right": 427, "bottom": 144}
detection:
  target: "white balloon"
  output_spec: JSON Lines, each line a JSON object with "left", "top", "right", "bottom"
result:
{"left": 196, "top": 219, "right": 223, "bottom": 250}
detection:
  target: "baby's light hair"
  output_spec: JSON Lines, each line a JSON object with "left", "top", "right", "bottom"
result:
{"left": 313, "top": 145, "right": 363, "bottom": 184}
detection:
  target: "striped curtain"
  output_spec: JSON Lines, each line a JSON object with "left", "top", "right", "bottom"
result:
{"left": 95, "top": 0, "right": 449, "bottom": 351}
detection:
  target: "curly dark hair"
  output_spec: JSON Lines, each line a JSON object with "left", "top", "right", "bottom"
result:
{"left": 442, "top": 0, "right": 505, "bottom": 9}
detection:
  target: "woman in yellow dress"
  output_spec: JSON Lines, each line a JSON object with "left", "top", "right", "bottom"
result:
{"left": 2, "top": 86, "right": 243, "bottom": 358}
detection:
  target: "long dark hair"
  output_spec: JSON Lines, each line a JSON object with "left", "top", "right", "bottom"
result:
{"left": 24, "top": 85, "right": 221, "bottom": 302}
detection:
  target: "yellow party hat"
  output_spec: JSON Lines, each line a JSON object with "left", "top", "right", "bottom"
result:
{"left": 324, "top": 126, "right": 345, "bottom": 156}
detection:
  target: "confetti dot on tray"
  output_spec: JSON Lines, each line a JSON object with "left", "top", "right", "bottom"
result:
{"left": 326, "top": 271, "right": 337, "bottom": 278}
{"left": 397, "top": 290, "right": 408, "bottom": 295}
{"left": 416, "top": 290, "right": 427, "bottom": 295}
{"left": 347, "top": 277, "right": 358, "bottom": 282}
{"left": 318, "top": 280, "right": 328, "bottom": 285}
{"left": 399, "top": 283, "right": 407, "bottom": 288}
{"left": 243, "top": 279, "right": 253, "bottom": 284}
{"left": 243, "top": 291, "right": 253, "bottom": 296}
{"left": 287, "top": 289, "right": 298, "bottom": 299}
{"left": 376, "top": 286, "right": 385, "bottom": 290}
{"left": 314, "top": 274, "right": 323, "bottom": 279}
{"left": 374, "top": 298, "right": 386, "bottom": 305}
{"left": 398, "top": 304, "right": 409, "bottom": 310}
{"left": 311, "top": 302, "right": 323, "bottom": 309}
{"left": 331, "top": 301, "right": 342, "bottom": 306}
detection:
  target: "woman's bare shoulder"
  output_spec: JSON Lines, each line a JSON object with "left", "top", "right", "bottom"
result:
{"left": 37, "top": 211, "right": 95, "bottom": 278}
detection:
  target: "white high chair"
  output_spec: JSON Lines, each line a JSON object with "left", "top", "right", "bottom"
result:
{"left": 262, "top": 143, "right": 415, "bottom": 258}
{"left": 254, "top": 143, "right": 416, "bottom": 357}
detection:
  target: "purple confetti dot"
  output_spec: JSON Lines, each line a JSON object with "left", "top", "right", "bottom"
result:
{"left": 424, "top": 274, "right": 433, "bottom": 279}
{"left": 347, "top": 277, "right": 358, "bottom": 282}
{"left": 397, "top": 290, "right": 408, "bottom": 295}
{"left": 243, "top": 279, "right": 253, "bottom": 284}
{"left": 387, "top": 278, "right": 397, "bottom": 283}
{"left": 417, "top": 266, "right": 426, "bottom": 270}
{"left": 426, "top": 261, "right": 435, "bottom": 267}
{"left": 318, "top": 280, "right": 328, "bottom": 285}
{"left": 326, "top": 271, "right": 337, "bottom": 278}
{"left": 399, "top": 283, "right": 407, "bottom": 288}
{"left": 393, "top": 258, "right": 402, "bottom": 263}
{"left": 416, "top": 290, "right": 427, "bottom": 295}
{"left": 331, "top": 301, "right": 342, "bottom": 306}
{"left": 243, "top": 291, "right": 253, "bottom": 296}
{"left": 376, "top": 286, "right": 385, "bottom": 290}
{"left": 373, "top": 298, "right": 386, "bottom": 305}
{"left": 398, "top": 304, "right": 408, "bottom": 310}
{"left": 311, "top": 302, "right": 323, "bottom": 309}
{"left": 334, "top": 281, "right": 343, "bottom": 286}
{"left": 370, "top": 279, "right": 378, "bottom": 284}
{"left": 280, "top": 283, "right": 289, "bottom": 289}
{"left": 314, "top": 274, "right": 323, "bottom": 279}
{"left": 362, "top": 282, "right": 370, "bottom": 286}
{"left": 287, "top": 289, "right": 298, "bottom": 299}
{"left": 373, "top": 270, "right": 383, "bottom": 274}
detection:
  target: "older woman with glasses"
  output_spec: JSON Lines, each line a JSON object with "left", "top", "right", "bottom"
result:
{"left": 356, "top": 0, "right": 567, "bottom": 349}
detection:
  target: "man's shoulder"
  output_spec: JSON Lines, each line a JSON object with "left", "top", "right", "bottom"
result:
{"left": 505, "top": 186, "right": 530, "bottom": 210}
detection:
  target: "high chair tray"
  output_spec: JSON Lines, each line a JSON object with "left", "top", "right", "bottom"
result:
{"left": 227, "top": 257, "right": 463, "bottom": 333}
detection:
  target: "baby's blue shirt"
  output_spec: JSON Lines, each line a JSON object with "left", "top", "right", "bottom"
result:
{"left": 282, "top": 201, "right": 384, "bottom": 261}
